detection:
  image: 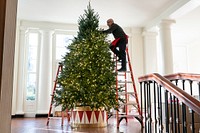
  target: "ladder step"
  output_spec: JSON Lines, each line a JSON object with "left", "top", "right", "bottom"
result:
{"left": 118, "top": 80, "right": 133, "bottom": 83}
{"left": 118, "top": 85, "right": 125, "bottom": 88}
{"left": 108, "top": 112, "right": 141, "bottom": 117}
{"left": 118, "top": 92, "right": 135, "bottom": 95}
{"left": 117, "top": 74, "right": 126, "bottom": 76}
{"left": 117, "top": 71, "right": 131, "bottom": 74}
{"left": 118, "top": 114, "right": 141, "bottom": 118}
{"left": 119, "top": 102, "right": 136, "bottom": 106}
{"left": 119, "top": 102, "right": 138, "bottom": 109}
{"left": 116, "top": 61, "right": 128, "bottom": 64}
{"left": 118, "top": 114, "right": 143, "bottom": 125}
{"left": 47, "top": 117, "right": 62, "bottom": 120}
{"left": 109, "top": 112, "right": 126, "bottom": 115}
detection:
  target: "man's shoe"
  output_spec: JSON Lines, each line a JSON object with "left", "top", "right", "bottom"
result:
{"left": 117, "top": 68, "right": 126, "bottom": 72}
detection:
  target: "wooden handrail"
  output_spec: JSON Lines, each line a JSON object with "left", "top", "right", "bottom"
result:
{"left": 138, "top": 73, "right": 200, "bottom": 115}
{"left": 164, "top": 73, "right": 200, "bottom": 81}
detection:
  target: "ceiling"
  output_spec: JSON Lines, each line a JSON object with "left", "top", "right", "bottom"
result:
{"left": 171, "top": 3, "right": 200, "bottom": 44}
{"left": 17, "top": 0, "right": 200, "bottom": 44}
{"left": 17, "top": 0, "right": 180, "bottom": 27}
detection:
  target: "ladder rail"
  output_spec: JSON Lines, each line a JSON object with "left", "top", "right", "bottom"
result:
{"left": 126, "top": 47, "right": 141, "bottom": 115}
{"left": 46, "top": 63, "right": 63, "bottom": 126}
{"left": 114, "top": 46, "right": 142, "bottom": 128}
{"left": 124, "top": 72, "right": 128, "bottom": 123}
{"left": 115, "top": 56, "right": 120, "bottom": 128}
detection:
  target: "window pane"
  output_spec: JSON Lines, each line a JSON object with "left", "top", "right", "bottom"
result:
{"left": 28, "top": 46, "right": 37, "bottom": 60}
{"left": 29, "top": 33, "right": 38, "bottom": 46}
{"left": 56, "top": 34, "right": 74, "bottom": 60}
{"left": 26, "top": 32, "right": 39, "bottom": 101}
{"left": 56, "top": 34, "right": 73, "bottom": 47}
{"left": 56, "top": 47, "right": 69, "bottom": 60}
{"left": 28, "top": 59, "right": 37, "bottom": 72}
{"left": 26, "top": 73, "right": 36, "bottom": 100}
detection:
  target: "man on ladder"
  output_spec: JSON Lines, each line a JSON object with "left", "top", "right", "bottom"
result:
{"left": 103, "top": 19, "right": 142, "bottom": 128}
{"left": 102, "top": 18, "right": 128, "bottom": 72}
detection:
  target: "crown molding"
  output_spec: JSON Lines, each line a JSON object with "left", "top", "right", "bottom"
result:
{"left": 144, "top": 0, "right": 190, "bottom": 30}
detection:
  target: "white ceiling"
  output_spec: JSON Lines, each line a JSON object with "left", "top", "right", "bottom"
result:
{"left": 171, "top": 4, "right": 200, "bottom": 44}
{"left": 17, "top": 0, "right": 200, "bottom": 44}
{"left": 17, "top": 0, "right": 179, "bottom": 27}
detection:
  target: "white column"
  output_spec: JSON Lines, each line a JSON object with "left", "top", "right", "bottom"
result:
{"left": 15, "top": 27, "right": 27, "bottom": 115}
{"left": 36, "top": 29, "right": 53, "bottom": 114}
{"left": 129, "top": 27, "right": 144, "bottom": 94}
{"left": 142, "top": 31, "right": 158, "bottom": 74}
{"left": 130, "top": 27, "right": 144, "bottom": 77}
{"left": 158, "top": 19, "right": 176, "bottom": 75}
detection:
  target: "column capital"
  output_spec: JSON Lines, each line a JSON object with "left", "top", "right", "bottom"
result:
{"left": 40, "top": 29, "right": 55, "bottom": 34}
{"left": 19, "top": 26, "right": 28, "bottom": 32}
{"left": 40, "top": 27, "right": 54, "bottom": 31}
{"left": 159, "top": 19, "right": 176, "bottom": 29}
{"left": 142, "top": 31, "right": 158, "bottom": 37}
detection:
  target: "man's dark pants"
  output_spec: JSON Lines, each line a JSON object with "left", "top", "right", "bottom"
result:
{"left": 110, "top": 38, "right": 127, "bottom": 69}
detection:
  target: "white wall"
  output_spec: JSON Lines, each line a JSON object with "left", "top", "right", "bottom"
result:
{"left": 173, "top": 45, "right": 188, "bottom": 73}
{"left": 187, "top": 39, "right": 200, "bottom": 73}
{"left": 172, "top": 38, "right": 200, "bottom": 74}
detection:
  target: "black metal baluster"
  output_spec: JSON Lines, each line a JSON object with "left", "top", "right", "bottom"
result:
{"left": 154, "top": 81, "right": 157, "bottom": 133}
{"left": 148, "top": 81, "right": 152, "bottom": 133}
{"left": 140, "top": 82, "right": 143, "bottom": 131}
{"left": 189, "top": 80, "right": 195, "bottom": 133}
{"left": 144, "top": 82, "right": 147, "bottom": 133}
{"left": 159, "top": 85, "right": 163, "bottom": 133}
{"left": 175, "top": 80, "right": 180, "bottom": 133}
{"left": 169, "top": 93, "right": 173, "bottom": 133}
{"left": 173, "top": 95, "right": 177, "bottom": 133}
{"left": 191, "top": 110, "right": 195, "bottom": 133}
{"left": 176, "top": 98, "right": 180, "bottom": 133}
{"left": 165, "top": 90, "right": 169, "bottom": 133}
{"left": 182, "top": 80, "right": 187, "bottom": 133}
{"left": 157, "top": 84, "right": 161, "bottom": 133}
{"left": 146, "top": 82, "right": 150, "bottom": 133}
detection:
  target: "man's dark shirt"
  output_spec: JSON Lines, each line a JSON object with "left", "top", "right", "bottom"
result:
{"left": 103, "top": 23, "right": 126, "bottom": 39}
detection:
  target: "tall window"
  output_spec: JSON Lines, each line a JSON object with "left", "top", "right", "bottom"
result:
{"left": 55, "top": 34, "right": 74, "bottom": 61}
{"left": 26, "top": 32, "right": 39, "bottom": 101}
{"left": 53, "top": 34, "right": 74, "bottom": 98}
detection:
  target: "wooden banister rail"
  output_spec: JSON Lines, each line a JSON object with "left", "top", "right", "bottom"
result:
{"left": 138, "top": 73, "right": 200, "bottom": 115}
{"left": 164, "top": 73, "right": 200, "bottom": 81}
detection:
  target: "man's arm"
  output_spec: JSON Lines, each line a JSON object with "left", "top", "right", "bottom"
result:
{"left": 103, "top": 24, "right": 117, "bottom": 34}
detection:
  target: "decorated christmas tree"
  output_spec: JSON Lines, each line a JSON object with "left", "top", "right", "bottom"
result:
{"left": 54, "top": 4, "right": 120, "bottom": 111}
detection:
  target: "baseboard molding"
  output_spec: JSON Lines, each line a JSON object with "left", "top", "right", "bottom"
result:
{"left": 35, "top": 114, "right": 53, "bottom": 118}
{"left": 12, "top": 113, "right": 53, "bottom": 118}
{"left": 12, "top": 114, "right": 24, "bottom": 118}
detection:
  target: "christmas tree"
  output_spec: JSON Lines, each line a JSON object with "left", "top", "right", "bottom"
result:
{"left": 54, "top": 4, "right": 119, "bottom": 111}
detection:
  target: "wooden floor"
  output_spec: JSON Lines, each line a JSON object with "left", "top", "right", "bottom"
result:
{"left": 11, "top": 117, "right": 142, "bottom": 133}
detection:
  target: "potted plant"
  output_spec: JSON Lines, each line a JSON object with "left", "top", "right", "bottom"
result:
{"left": 54, "top": 3, "right": 120, "bottom": 127}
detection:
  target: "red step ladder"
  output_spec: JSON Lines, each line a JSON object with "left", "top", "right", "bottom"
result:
{"left": 114, "top": 47, "right": 142, "bottom": 127}
{"left": 46, "top": 63, "right": 70, "bottom": 126}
